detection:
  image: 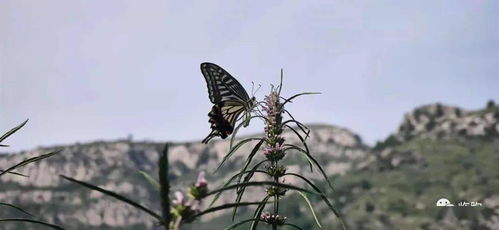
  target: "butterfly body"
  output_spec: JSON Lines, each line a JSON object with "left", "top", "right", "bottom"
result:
{"left": 201, "top": 63, "right": 255, "bottom": 143}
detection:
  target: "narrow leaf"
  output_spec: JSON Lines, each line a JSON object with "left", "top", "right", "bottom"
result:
{"left": 297, "top": 192, "right": 322, "bottom": 228}
{"left": 229, "top": 115, "right": 262, "bottom": 149}
{"left": 0, "top": 119, "right": 28, "bottom": 144}
{"left": 0, "top": 150, "right": 61, "bottom": 177}
{"left": 0, "top": 218, "right": 64, "bottom": 230}
{"left": 209, "top": 164, "right": 268, "bottom": 207}
{"left": 204, "top": 181, "right": 323, "bottom": 198}
{"left": 216, "top": 138, "right": 262, "bottom": 172}
{"left": 60, "top": 175, "right": 163, "bottom": 222}
{"left": 138, "top": 170, "right": 160, "bottom": 191}
{"left": 281, "top": 92, "right": 320, "bottom": 108}
{"left": 0, "top": 170, "right": 28, "bottom": 177}
{"left": 232, "top": 160, "right": 269, "bottom": 219}
{"left": 158, "top": 144, "right": 171, "bottom": 229}
{"left": 189, "top": 202, "right": 267, "bottom": 220}
{"left": 250, "top": 196, "right": 270, "bottom": 230}
{"left": 286, "top": 125, "right": 336, "bottom": 192}
{"left": 0, "top": 202, "right": 33, "bottom": 217}
{"left": 285, "top": 144, "right": 313, "bottom": 171}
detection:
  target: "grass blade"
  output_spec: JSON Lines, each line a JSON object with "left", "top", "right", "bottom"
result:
{"left": 237, "top": 139, "right": 264, "bottom": 185}
{"left": 285, "top": 172, "right": 342, "bottom": 219}
{"left": 0, "top": 150, "right": 61, "bottom": 177}
{"left": 250, "top": 196, "right": 270, "bottom": 230}
{"left": 0, "top": 218, "right": 64, "bottom": 230}
{"left": 138, "top": 170, "right": 160, "bottom": 191}
{"left": 204, "top": 181, "right": 323, "bottom": 198}
{"left": 297, "top": 192, "right": 322, "bottom": 228}
{"left": 0, "top": 170, "right": 28, "bottom": 177}
{"left": 232, "top": 161, "right": 269, "bottom": 219}
{"left": 158, "top": 144, "right": 171, "bottom": 229}
{"left": 0, "top": 202, "right": 33, "bottom": 217}
{"left": 208, "top": 163, "right": 268, "bottom": 207}
{"left": 0, "top": 119, "right": 28, "bottom": 144}
{"left": 284, "top": 144, "right": 313, "bottom": 171}
{"left": 280, "top": 92, "right": 320, "bottom": 108}
{"left": 189, "top": 202, "right": 267, "bottom": 221}
{"left": 229, "top": 116, "right": 262, "bottom": 149}
{"left": 216, "top": 137, "right": 262, "bottom": 172}
{"left": 285, "top": 125, "right": 336, "bottom": 192}
{"left": 60, "top": 175, "right": 162, "bottom": 222}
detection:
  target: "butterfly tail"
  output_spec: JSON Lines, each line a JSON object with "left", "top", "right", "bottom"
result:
{"left": 202, "top": 131, "right": 216, "bottom": 144}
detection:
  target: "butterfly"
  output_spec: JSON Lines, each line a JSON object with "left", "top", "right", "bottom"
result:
{"left": 201, "top": 62, "right": 256, "bottom": 144}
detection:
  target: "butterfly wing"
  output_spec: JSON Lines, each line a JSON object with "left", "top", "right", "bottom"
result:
{"left": 201, "top": 62, "right": 250, "bottom": 104}
{"left": 201, "top": 63, "right": 252, "bottom": 143}
{"left": 201, "top": 103, "right": 245, "bottom": 143}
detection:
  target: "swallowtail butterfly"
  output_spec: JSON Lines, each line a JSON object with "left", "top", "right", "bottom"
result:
{"left": 200, "top": 63, "right": 255, "bottom": 143}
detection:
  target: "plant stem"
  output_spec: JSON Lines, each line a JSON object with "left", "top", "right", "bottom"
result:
{"left": 273, "top": 159, "right": 279, "bottom": 230}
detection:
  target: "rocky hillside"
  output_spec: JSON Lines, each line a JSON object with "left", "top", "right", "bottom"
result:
{"left": 391, "top": 102, "right": 499, "bottom": 143}
{"left": 1, "top": 102, "right": 498, "bottom": 230}
{"left": 0, "top": 125, "right": 370, "bottom": 230}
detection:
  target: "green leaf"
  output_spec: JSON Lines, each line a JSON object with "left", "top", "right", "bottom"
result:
{"left": 284, "top": 174, "right": 341, "bottom": 219}
{"left": 189, "top": 202, "right": 267, "bottom": 221}
{"left": 204, "top": 181, "right": 323, "bottom": 198}
{"left": 138, "top": 170, "right": 160, "bottom": 191}
{"left": 285, "top": 144, "right": 313, "bottom": 171}
{"left": 232, "top": 160, "right": 269, "bottom": 220}
{"left": 237, "top": 139, "right": 265, "bottom": 185}
{"left": 280, "top": 92, "right": 321, "bottom": 108}
{"left": 216, "top": 137, "right": 262, "bottom": 172}
{"left": 229, "top": 115, "right": 263, "bottom": 149}
{"left": 0, "top": 119, "right": 28, "bottom": 145}
{"left": 282, "top": 118, "right": 311, "bottom": 140}
{"left": 0, "top": 202, "right": 33, "bottom": 217}
{"left": 285, "top": 125, "right": 336, "bottom": 193}
{"left": 0, "top": 218, "right": 64, "bottom": 230}
{"left": 250, "top": 196, "right": 270, "bottom": 230}
{"left": 278, "top": 68, "right": 284, "bottom": 95}
{"left": 0, "top": 150, "right": 61, "bottom": 177}
{"left": 0, "top": 170, "right": 28, "bottom": 177}
{"left": 208, "top": 164, "right": 268, "bottom": 207}
{"left": 158, "top": 144, "right": 171, "bottom": 229}
{"left": 60, "top": 175, "right": 163, "bottom": 222}
{"left": 297, "top": 192, "right": 322, "bottom": 228}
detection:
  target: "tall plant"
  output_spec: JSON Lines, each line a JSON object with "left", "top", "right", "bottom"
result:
{"left": 211, "top": 73, "right": 345, "bottom": 229}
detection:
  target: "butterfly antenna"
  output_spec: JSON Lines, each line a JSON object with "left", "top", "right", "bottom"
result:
{"left": 253, "top": 84, "right": 261, "bottom": 97}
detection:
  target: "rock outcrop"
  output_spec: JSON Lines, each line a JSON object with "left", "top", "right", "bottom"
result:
{"left": 0, "top": 124, "right": 369, "bottom": 230}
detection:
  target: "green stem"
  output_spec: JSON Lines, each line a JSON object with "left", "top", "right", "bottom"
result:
{"left": 273, "top": 159, "right": 279, "bottom": 230}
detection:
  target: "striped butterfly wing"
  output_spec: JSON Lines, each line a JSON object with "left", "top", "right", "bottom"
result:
{"left": 201, "top": 62, "right": 251, "bottom": 105}
{"left": 201, "top": 63, "right": 251, "bottom": 143}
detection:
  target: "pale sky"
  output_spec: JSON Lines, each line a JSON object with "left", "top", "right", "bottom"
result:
{"left": 1, "top": 0, "right": 498, "bottom": 152}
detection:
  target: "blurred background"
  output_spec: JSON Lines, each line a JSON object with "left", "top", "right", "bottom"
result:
{"left": 1, "top": 1, "right": 498, "bottom": 230}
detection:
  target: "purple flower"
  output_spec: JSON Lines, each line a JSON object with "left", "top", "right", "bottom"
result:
{"left": 188, "top": 200, "right": 201, "bottom": 213}
{"left": 260, "top": 211, "right": 287, "bottom": 225}
{"left": 195, "top": 171, "right": 208, "bottom": 188}
{"left": 172, "top": 191, "right": 184, "bottom": 206}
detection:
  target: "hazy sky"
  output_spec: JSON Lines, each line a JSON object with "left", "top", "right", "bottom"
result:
{"left": 1, "top": 0, "right": 498, "bottom": 152}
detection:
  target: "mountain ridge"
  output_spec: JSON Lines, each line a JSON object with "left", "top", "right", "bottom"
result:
{"left": 0, "top": 101, "right": 498, "bottom": 230}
